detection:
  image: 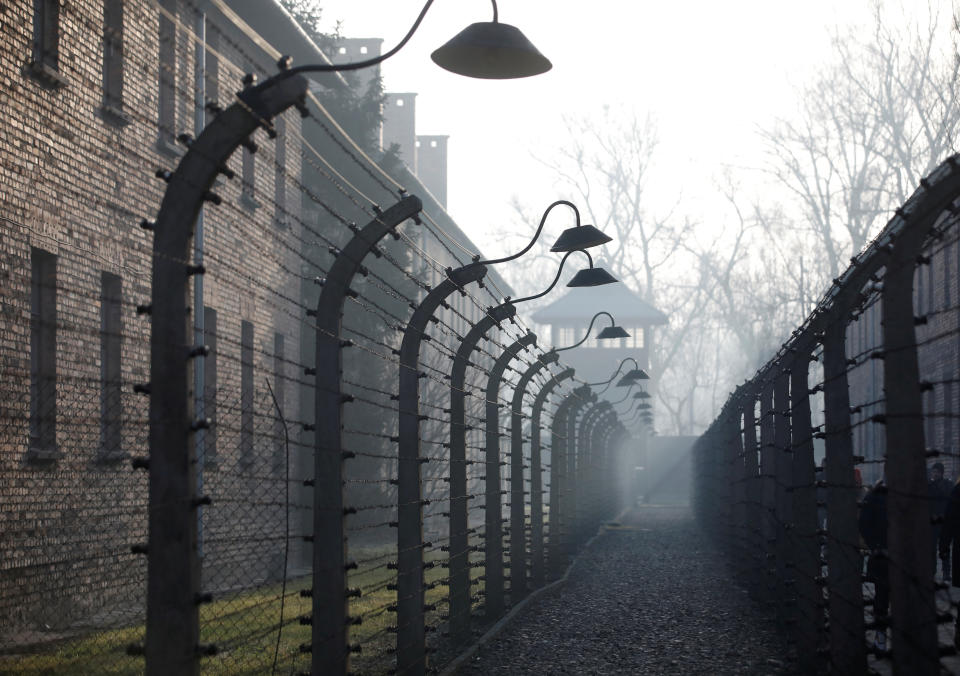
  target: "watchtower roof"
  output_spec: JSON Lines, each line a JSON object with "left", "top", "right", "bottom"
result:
{"left": 530, "top": 284, "right": 668, "bottom": 325}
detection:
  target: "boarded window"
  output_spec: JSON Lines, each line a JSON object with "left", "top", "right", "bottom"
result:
{"left": 158, "top": 0, "right": 176, "bottom": 148}
{"left": 203, "top": 25, "right": 219, "bottom": 125}
{"left": 99, "top": 272, "right": 123, "bottom": 459}
{"left": 274, "top": 115, "right": 287, "bottom": 228}
{"left": 203, "top": 306, "right": 218, "bottom": 466}
{"left": 32, "top": 0, "right": 60, "bottom": 72}
{"left": 240, "top": 320, "right": 254, "bottom": 467}
{"left": 102, "top": 0, "right": 124, "bottom": 113}
{"left": 242, "top": 144, "right": 256, "bottom": 206}
{"left": 29, "top": 247, "right": 58, "bottom": 460}
{"left": 272, "top": 332, "right": 285, "bottom": 471}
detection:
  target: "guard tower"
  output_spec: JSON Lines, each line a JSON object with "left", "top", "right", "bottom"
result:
{"left": 530, "top": 284, "right": 668, "bottom": 386}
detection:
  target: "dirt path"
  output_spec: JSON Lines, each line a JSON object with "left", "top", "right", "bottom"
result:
{"left": 453, "top": 504, "right": 797, "bottom": 675}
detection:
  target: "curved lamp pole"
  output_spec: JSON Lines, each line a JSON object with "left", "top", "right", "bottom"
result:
{"left": 280, "top": 0, "right": 551, "bottom": 81}
{"left": 144, "top": 71, "right": 311, "bottom": 675}
{"left": 508, "top": 349, "right": 558, "bottom": 604}
{"left": 482, "top": 330, "right": 537, "bottom": 619}
{"left": 311, "top": 197, "right": 423, "bottom": 672}
{"left": 547, "top": 385, "right": 593, "bottom": 578}
{"left": 504, "top": 314, "right": 629, "bottom": 604}
{"left": 446, "top": 241, "right": 615, "bottom": 640}
{"left": 528, "top": 367, "right": 574, "bottom": 587}
{"left": 497, "top": 267, "right": 623, "bottom": 605}
{"left": 479, "top": 284, "right": 626, "bottom": 613}
{"left": 588, "top": 357, "right": 643, "bottom": 395}
{"left": 576, "top": 401, "right": 616, "bottom": 544}
{"left": 144, "top": 11, "right": 545, "bottom": 672}
{"left": 398, "top": 200, "right": 612, "bottom": 669}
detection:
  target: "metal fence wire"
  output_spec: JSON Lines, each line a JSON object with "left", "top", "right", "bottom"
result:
{"left": 695, "top": 154, "right": 960, "bottom": 676}
{"left": 0, "top": 1, "right": 634, "bottom": 674}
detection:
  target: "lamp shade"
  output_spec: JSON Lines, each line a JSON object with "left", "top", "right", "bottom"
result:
{"left": 616, "top": 369, "right": 649, "bottom": 387}
{"left": 567, "top": 266, "right": 618, "bottom": 287}
{"left": 597, "top": 325, "right": 630, "bottom": 340}
{"left": 634, "top": 391, "right": 651, "bottom": 399}
{"left": 431, "top": 22, "right": 552, "bottom": 79}
{"left": 637, "top": 403, "right": 652, "bottom": 410}
{"left": 550, "top": 224, "right": 612, "bottom": 252}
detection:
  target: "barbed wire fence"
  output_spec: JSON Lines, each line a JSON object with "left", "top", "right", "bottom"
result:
{"left": 0, "top": 1, "right": 633, "bottom": 674}
{"left": 695, "top": 154, "right": 960, "bottom": 675}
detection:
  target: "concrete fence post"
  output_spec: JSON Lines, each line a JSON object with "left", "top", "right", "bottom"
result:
{"left": 447, "top": 303, "right": 517, "bottom": 644}
{"left": 530, "top": 369, "right": 574, "bottom": 587}
{"left": 312, "top": 196, "right": 423, "bottom": 672}
{"left": 397, "top": 263, "right": 488, "bottom": 676}
{"left": 146, "top": 73, "right": 308, "bottom": 675}
{"left": 882, "top": 225, "right": 938, "bottom": 675}
{"left": 789, "top": 347, "right": 824, "bottom": 671}
{"left": 821, "top": 314, "right": 866, "bottom": 675}
{"left": 509, "top": 352, "right": 557, "bottom": 603}
{"left": 773, "top": 366, "right": 794, "bottom": 625}
{"left": 484, "top": 331, "right": 537, "bottom": 618}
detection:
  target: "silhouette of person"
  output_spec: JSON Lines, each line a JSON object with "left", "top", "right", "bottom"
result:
{"left": 859, "top": 476, "right": 888, "bottom": 651}
{"left": 929, "top": 462, "right": 952, "bottom": 580}
{"left": 939, "top": 474, "right": 960, "bottom": 648}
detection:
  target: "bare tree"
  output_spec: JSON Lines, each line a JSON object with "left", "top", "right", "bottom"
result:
{"left": 761, "top": 0, "right": 960, "bottom": 279}
{"left": 499, "top": 108, "right": 725, "bottom": 435}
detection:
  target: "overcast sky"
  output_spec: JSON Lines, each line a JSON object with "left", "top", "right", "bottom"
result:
{"left": 314, "top": 1, "right": 868, "bottom": 255}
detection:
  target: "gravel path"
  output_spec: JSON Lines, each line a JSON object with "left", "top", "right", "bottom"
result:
{"left": 453, "top": 504, "right": 798, "bottom": 675}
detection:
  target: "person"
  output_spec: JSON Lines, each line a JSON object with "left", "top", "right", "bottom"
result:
{"left": 929, "top": 462, "right": 953, "bottom": 581}
{"left": 939, "top": 476, "right": 960, "bottom": 648}
{"left": 859, "top": 476, "right": 888, "bottom": 651}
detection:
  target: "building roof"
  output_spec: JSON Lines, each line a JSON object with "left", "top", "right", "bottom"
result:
{"left": 530, "top": 283, "right": 668, "bottom": 325}
{"left": 222, "top": 0, "right": 349, "bottom": 91}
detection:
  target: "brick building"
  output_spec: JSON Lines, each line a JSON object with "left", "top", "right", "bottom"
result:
{"left": 0, "top": 0, "right": 513, "bottom": 658}
{"left": 845, "top": 233, "right": 960, "bottom": 485}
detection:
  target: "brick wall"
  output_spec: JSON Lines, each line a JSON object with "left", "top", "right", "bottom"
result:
{"left": 0, "top": 0, "right": 303, "bottom": 642}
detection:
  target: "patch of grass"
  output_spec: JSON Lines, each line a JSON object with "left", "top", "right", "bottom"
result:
{"left": 0, "top": 544, "right": 464, "bottom": 675}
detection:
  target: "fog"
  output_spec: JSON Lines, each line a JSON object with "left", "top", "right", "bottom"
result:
{"left": 311, "top": 0, "right": 958, "bottom": 435}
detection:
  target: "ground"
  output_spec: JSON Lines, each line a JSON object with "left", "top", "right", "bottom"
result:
{"left": 453, "top": 504, "right": 798, "bottom": 675}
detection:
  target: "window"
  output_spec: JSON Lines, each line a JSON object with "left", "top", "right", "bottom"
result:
{"left": 240, "top": 320, "right": 254, "bottom": 467}
{"left": 101, "top": 0, "right": 126, "bottom": 121}
{"left": 241, "top": 99, "right": 257, "bottom": 208}
{"left": 272, "top": 332, "right": 285, "bottom": 471}
{"left": 945, "top": 241, "right": 952, "bottom": 309}
{"left": 29, "top": 248, "right": 58, "bottom": 461}
{"left": 203, "top": 307, "right": 218, "bottom": 466}
{"left": 99, "top": 272, "right": 123, "bottom": 460}
{"left": 203, "top": 24, "right": 219, "bottom": 125}
{"left": 396, "top": 98, "right": 404, "bottom": 107}
{"left": 242, "top": 144, "right": 256, "bottom": 204}
{"left": 274, "top": 115, "right": 287, "bottom": 228}
{"left": 558, "top": 327, "right": 575, "bottom": 347}
{"left": 30, "top": 0, "right": 65, "bottom": 84}
{"left": 630, "top": 327, "right": 645, "bottom": 349}
{"left": 360, "top": 45, "right": 368, "bottom": 55}
{"left": 157, "top": 0, "right": 177, "bottom": 151}
{"left": 915, "top": 264, "right": 925, "bottom": 316}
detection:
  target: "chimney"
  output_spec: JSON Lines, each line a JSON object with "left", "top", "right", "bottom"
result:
{"left": 328, "top": 37, "right": 384, "bottom": 95}
{"left": 415, "top": 135, "right": 449, "bottom": 208}
{"left": 382, "top": 93, "right": 418, "bottom": 171}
